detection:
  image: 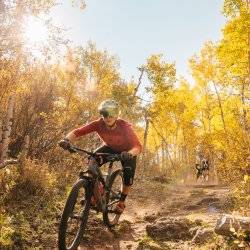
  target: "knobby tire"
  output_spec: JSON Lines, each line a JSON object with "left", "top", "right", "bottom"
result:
{"left": 58, "top": 179, "right": 91, "bottom": 250}
{"left": 103, "top": 169, "right": 123, "bottom": 227}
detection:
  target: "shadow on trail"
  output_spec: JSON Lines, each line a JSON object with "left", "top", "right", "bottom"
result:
{"left": 79, "top": 214, "right": 137, "bottom": 250}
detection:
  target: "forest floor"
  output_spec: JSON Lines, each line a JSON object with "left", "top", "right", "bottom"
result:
{"left": 4, "top": 173, "right": 249, "bottom": 249}
{"left": 77, "top": 177, "right": 247, "bottom": 250}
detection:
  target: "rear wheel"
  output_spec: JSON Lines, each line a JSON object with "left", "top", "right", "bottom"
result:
{"left": 58, "top": 179, "right": 91, "bottom": 250}
{"left": 103, "top": 169, "right": 123, "bottom": 227}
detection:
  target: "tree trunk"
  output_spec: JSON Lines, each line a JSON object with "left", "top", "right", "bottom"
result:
{"left": 239, "top": 0, "right": 250, "bottom": 132}
{"left": 142, "top": 115, "right": 149, "bottom": 173}
{"left": 164, "top": 140, "right": 169, "bottom": 173}
{"left": 213, "top": 82, "right": 228, "bottom": 136}
{"left": 247, "top": 0, "right": 250, "bottom": 91}
{"left": 0, "top": 120, "right": 2, "bottom": 157}
{"left": 150, "top": 121, "right": 175, "bottom": 170}
{"left": 161, "top": 139, "right": 165, "bottom": 172}
{"left": 132, "top": 66, "right": 145, "bottom": 99}
{"left": 240, "top": 79, "right": 248, "bottom": 132}
{"left": 0, "top": 96, "right": 14, "bottom": 163}
{"left": 201, "top": 110, "right": 207, "bottom": 133}
{"left": 154, "top": 137, "right": 160, "bottom": 167}
{"left": 204, "top": 86, "right": 212, "bottom": 134}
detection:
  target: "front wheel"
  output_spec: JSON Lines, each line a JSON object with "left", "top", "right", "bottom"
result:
{"left": 103, "top": 169, "right": 123, "bottom": 227}
{"left": 58, "top": 178, "right": 91, "bottom": 250}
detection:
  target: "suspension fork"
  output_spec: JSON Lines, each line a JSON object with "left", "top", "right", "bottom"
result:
{"left": 105, "top": 162, "right": 114, "bottom": 187}
{"left": 78, "top": 171, "right": 94, "bottom": 200}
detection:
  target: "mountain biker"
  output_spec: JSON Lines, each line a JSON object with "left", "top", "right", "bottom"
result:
{"left": 59, "top": 99, "right": 142, "bottom": 214}
{"left": 195, "top": 158, "right": 210, "bottom": 180}
{"left": 200, "top": 158, "right": 209, "bottom": 170}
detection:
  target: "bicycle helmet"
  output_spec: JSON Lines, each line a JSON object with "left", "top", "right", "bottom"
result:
{"left": 98, "top": 99, "right": 119, "bottom": 118}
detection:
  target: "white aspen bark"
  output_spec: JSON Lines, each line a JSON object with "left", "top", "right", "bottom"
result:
{"left": 174, "top": 124, "right": 179, "bottom": 162}
{"left": 213, "top": 82, "right": 228, "bottom": 142}
{"left": 0, "top": 96, "right": 14, "bottom": 163}
{"left": 150, "top": 121, "right": 174, "bottom": 169}
{"left": 161, "top": 139, "right": 165, "bottom": 172}
{"left": 154, "top": 137, "right": 160, "bottom": 167}
{"left": 0, "top": 97, "right": 30, "bottom": 170}
{"left": 132, "top": 66, "right": 145, "bottom": 99}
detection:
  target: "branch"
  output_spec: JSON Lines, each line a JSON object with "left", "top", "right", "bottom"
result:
{"left": 0, "top": 159, "right": 18, "bottom": 169}
{"left": 132, "top": 66, "right": 145, "bottom": 99}
{"left": 149, "top": 120, "right": 175, "bottom": 169}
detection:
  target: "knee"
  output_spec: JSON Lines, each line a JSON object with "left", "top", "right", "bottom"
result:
{"left": 123, "top": 166, "right": 134, "bottom": 186}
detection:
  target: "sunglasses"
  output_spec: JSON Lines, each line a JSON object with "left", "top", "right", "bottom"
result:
{"left": 100, "top": 110, "right": 114, "bottom": 118}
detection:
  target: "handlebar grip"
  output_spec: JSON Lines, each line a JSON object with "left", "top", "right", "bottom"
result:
{"left": 68, "top": 147, "right": 77, "bottom": 153}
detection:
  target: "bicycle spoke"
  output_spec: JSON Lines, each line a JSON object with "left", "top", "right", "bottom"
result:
{"left": 60, "top": 180, "right": 89, "bottom": 250}
{"left": 103, "top": 170, "right": 123, "bottom": 227}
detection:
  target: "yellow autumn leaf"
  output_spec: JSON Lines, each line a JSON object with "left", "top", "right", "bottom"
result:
{"left": 244, "top": 175, "right": 249, "bottom": 182}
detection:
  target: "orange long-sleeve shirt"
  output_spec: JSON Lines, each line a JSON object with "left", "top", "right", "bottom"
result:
{"left": 73, "top": 118, "right": 142, "bottom": 153}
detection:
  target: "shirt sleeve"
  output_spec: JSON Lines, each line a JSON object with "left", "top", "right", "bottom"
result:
{"left": 73, "top": 120, "right": 99, "bottom": 137}
{"left": 125, "top": 123, "right": 142, "bottom": 152}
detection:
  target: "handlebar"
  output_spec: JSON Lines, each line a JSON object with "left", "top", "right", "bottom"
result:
{"left": 67, "top": 145, "right": 121, "bottom": 162}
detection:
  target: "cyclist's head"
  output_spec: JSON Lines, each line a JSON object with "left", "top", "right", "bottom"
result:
{"left": 98, "top": 99, "right": 119, "bottom": 119}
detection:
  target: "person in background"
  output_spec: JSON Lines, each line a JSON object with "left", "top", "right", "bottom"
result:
{"left": 195, "top": 158, "right": 210, "bottom": 180}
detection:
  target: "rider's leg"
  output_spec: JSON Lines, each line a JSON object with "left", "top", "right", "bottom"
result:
{"left": 115, "top": 157, "right": 137, "bottom": 213}
{"left": 89, "top": 145, "right": 137, "bottom": 213}
{"left": 88, "top": 146, "right": 119, "bottom": 206}
{"left": 196, "top": 170, "right": 200, "bottom": 180}
{"left": 196, "top": 169, "right": 202, "bottom": 183}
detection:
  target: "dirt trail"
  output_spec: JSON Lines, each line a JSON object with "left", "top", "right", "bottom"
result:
{"left": 79, "top": 179, "right": 231, "bottom": 250}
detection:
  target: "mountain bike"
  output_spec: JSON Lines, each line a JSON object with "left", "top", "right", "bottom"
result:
{"left": 58, "top": 145, "right": 123, "bottom": 250}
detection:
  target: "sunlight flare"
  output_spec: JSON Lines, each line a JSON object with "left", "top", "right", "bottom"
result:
{"left": 24, "top": 16, "right": 49, "bottom": 45}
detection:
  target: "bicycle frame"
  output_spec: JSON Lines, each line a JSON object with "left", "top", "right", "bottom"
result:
{"left": 58, "top": 145, "right": 122, "bottom": 250}
{"left": 70, "top": 145, "right": 120, "bottom": 212}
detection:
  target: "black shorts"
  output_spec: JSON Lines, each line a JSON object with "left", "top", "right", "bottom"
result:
{"left": 94, "top": 145, "right": 137, "bottom": 186}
